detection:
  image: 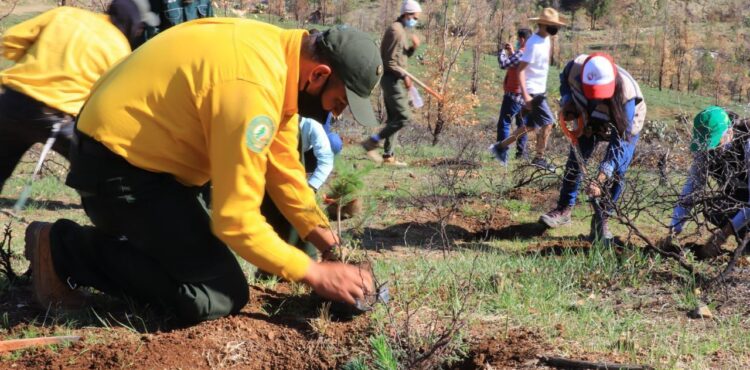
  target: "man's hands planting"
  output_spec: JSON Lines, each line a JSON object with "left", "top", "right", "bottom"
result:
{"left": 302, "top": 262, "right": 374, "bottom": 305}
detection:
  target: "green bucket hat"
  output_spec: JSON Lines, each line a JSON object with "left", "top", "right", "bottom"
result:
{"left": 317, "top": 25, "right": 383, "bottom": 126}
{"left": 690, "top": 106, "right": 730, "bottom": 152}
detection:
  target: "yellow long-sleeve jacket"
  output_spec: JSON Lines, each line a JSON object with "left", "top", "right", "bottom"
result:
{"left": 77, "top": 18, "right": 329, "bottom": 281}
{"left": 0, "top": 7, "right": 131, "bottom": 116}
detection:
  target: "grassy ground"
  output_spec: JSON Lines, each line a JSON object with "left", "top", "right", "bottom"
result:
{"left": 0, "top": 5, "right": 749, "bottom": 369}
{"left": 351, "top": 136, "right": 750, "bottom": 369}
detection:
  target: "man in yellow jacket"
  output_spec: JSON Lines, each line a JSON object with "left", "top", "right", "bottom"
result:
{"left": 0, "top": 0, "right": 159, "bottom": 193}
{"left": 24, "top": 20, "right": 382, "bottom": 324}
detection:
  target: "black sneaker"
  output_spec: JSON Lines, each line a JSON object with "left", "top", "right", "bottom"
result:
{"left": 531, "top": 157, "right": 556, "bottom": 172}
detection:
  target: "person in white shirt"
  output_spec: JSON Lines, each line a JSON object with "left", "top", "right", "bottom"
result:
{"left": 491, "top": 7, "right": 565, "bottom": 172}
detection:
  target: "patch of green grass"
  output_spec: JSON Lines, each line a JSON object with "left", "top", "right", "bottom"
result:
{"left": 501, "top": 198, "right": 532, "bottom": 214}
{"left": 371, "top": 245, "right": 747, "bottom": 368}
{"left": 254, "top": 274, "right": 280, "bottom": 290}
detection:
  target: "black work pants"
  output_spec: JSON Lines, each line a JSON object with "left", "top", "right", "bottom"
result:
{"left": 50, "top": 132, "right": 248, "bottom": 324}
{"left": 0, "top": 87, "right": 74, "bottom": 193}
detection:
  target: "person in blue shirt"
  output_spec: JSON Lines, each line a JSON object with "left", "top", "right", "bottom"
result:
{"left": 261, "top": 114, "right": 342, "bottom": 262}
{"left": 669, "top": 107, "right": 749, "bottom": 259}
{"left": 539, "top": 53, "right": 647, "bottom": 244}
{"left": 300, "top": 115, "right": 336, "bottom": 191}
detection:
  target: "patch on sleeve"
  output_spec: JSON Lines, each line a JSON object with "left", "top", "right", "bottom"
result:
{"left": 245, "top": 116, "right": 276, "bottom": 153}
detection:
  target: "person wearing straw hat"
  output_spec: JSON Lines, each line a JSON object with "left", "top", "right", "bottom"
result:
{"left": 361, "top": 0, "right": 422, "bottom": 167}
{"left": 539, "top": 53, "right": 646, "bottom": 245}
{"left": 669, "top": 107, "right": 750, "bottom": 259}
{"left": 491, "top": 7, "right": 565, "bottom": 172}
{"left": 0, "top": 0, "right": 158, "bottom": 195}
{"left": 23, "top": 22, "right": 381, "bottom": 323}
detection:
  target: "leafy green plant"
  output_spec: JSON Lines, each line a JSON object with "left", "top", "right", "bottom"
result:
{"left": 329, "top": 162, "right": 372, "bottom": 204}
{"left": 341, "top": 357, "right": 369, "bottom": 370}
{"left": 369, "top": 334, "right": 398, "bottom": 370}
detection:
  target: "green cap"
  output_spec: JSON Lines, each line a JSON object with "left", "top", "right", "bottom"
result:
{"left": 691, "top": 106, "right": 730, "bottom": 152}
{"left": 317, "top": 25, "right": 383, "bottom": 126}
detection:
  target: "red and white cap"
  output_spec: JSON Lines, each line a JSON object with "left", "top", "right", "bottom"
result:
{"left": 581, "top": 52, "right": 617, "bottom": 100}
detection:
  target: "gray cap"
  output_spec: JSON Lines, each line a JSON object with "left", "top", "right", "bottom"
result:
{"left": 316, "top": 25, "right": 382, "bottom": 126}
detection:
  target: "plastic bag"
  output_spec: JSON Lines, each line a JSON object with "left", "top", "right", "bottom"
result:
{"left": 408, "top": 85, "right": 424, "bottom": 108}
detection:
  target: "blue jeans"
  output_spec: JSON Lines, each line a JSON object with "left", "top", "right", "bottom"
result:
{"left": 558, "top": 133, "right": 639, "bottom": 208}
{"left": 496, "top": 94, "right": 528, "bottom": 161}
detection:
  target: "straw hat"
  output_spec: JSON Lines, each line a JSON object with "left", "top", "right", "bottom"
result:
{"left": 529, "top": 8, "right": 566, "bottom": 26}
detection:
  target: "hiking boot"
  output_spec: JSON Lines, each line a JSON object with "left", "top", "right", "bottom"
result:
{"left": 588, "top": 213, "right": 614, "bottom": 245}
{"left": 24, "top": 222, "right": 86, "bottom": 309}
{"left": 487, "top": 143, "right": 508, "bottom": 166}
{"left": 531, "top": 157, "right": 556, "bottom": 172}
{"left": 383, "top": 156, "right": 408, "bottom": 167}
{"left": 361, "top": 138, "right": 383, "bottom": 163}
{"left": 539, "top": 206, "right": 572, "bottom": 228}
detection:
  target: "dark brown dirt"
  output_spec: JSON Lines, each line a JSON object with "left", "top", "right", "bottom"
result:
{"left": 504, "top": 187, "right": 559, "bottom": 211}
{"left": 450, "top": 328, "right": 547, "bottom": 369}
{"left": 527, "top": 239, "right": 592, "bottom": 255}
{"left": 4, "top": 284, "right": 372, "bottom": 369}
{"left": 363, "top": 204, "right": 520, "bottom": 248}
{"left": 410, "top": 157, "right": 482, "bottom": 169}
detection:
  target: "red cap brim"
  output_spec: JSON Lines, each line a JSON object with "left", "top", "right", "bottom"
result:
{"left": 583, "top": 81, "right": 615, "bottom": 100}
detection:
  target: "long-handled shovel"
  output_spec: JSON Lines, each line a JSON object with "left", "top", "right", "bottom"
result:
{"left": 12, "top": 122, "right": 65, "bottom": 214}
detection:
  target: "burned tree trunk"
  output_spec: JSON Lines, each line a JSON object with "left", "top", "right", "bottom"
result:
{"left": 471, "top": 44, "right": 480, "bottom": 95}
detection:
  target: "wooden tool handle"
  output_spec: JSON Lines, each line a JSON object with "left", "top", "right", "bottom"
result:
{"left": 0, "top": 336, "right": 81, "bottom": 352}
{"left": 393, "top": 67, "right": 445, "bottom": 102}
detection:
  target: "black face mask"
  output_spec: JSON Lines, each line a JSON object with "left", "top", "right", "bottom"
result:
{"left": 298, "top": 78, "right": 330, "bottom": 124}
{"left": 546, "top": 26, "right": 559, "bottom": 36}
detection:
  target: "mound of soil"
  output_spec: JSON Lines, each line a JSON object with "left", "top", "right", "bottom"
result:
{"left": 7, "top": 284, "right": 372, "bottom": 369}
{"left": 504, "top": 187, "right": 559, "bottom": 210}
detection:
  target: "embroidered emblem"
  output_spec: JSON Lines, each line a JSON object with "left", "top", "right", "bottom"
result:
{"left": 245, "top": 116, "right": 275, "bottom": 153}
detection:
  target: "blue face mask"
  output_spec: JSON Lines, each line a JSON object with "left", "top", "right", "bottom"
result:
{"left": 405, "top": 18, "right": 418, "bottom": 28}
{"left": 515, "top": 41, "right": 521, "bottom": 49}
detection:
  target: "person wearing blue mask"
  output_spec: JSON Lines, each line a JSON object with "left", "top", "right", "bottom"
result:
{"left": 361, "top": 0, "right": 422, "bottom": 167}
